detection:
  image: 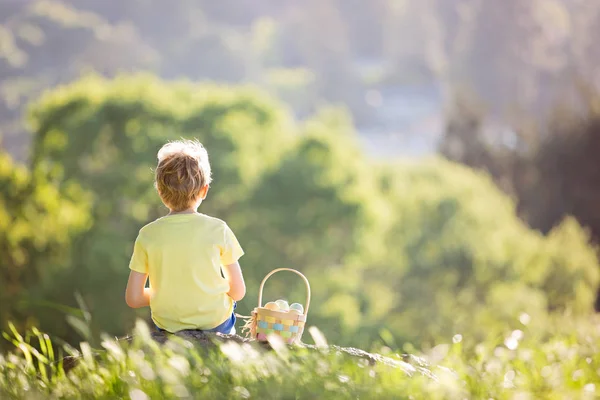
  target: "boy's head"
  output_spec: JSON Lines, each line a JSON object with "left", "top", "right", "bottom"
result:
{"left": 155, "top": 139, "right": 212, "bottom": 212}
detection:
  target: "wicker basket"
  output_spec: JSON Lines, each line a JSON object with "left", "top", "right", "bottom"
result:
{"left": 242, "top": 268, "right": 311, "bottom": 344}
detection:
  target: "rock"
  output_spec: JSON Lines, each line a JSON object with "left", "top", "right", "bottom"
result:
{"left": 133, "top": 330, "right": 436, "bottom": 377}
{"left": 62, "top": 330, "right": 435, "bottom": 379}
{"left": 146, "top": 329, "right": 251, "bottom": 345}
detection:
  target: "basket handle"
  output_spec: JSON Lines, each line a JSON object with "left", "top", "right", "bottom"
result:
{"left": 258, "top": 268, "right": 311, "bottom": 316}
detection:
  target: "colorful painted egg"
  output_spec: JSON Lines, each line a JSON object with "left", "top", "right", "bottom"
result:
{"left": 264, "top": 302, "right": 279, "bottom": 311}
{"left": 287, "top": 309, "right": 301, "bottom": 318}
{"left": 275, "top": 299, "right": 289, "bottom": 311}
{"left": 289, "top": 303, "right": 304, "bottom": 313}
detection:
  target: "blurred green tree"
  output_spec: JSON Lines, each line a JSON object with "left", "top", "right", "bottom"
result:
{"left": 240, "top": 108, "right": 390, "bottom": 336}
{"left": 28, "top": 74, "right": 293, "bottom": 338}
{"left": 18, "top": 74, "right": 600, "bottom": 351}
{"left": 0, "top": 150, "right": 90, "bottom": 338}
{"left": 369, "top": 159, "right": 599, "bottom": 346}
{"left": 440, "top": 86, "right": 600, "bottom": 311}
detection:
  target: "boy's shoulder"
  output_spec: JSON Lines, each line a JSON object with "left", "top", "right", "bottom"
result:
{"left": 196, "top": 213, "right": 227, "bottom": 226}
{"left": 138, "top": 213, "right": 227, "bottom": 235}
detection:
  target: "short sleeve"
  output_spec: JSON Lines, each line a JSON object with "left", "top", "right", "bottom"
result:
{"left": 129, "top": 235, "right": 148, "bottom": 273}
{"left": 219, "top": 224, "right": 244, "bottom": 266}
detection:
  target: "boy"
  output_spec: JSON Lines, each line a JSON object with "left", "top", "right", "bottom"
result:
{"left": 125, "top": 140, "right": 245, "bottom": 334}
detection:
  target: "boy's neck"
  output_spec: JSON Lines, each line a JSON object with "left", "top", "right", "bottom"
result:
{"left": 168, "top": 208, "right": 198, "bottom": 215}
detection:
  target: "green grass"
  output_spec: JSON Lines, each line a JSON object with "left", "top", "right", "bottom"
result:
{"left": 1, "top": 319, "right": 600, "bottom": 399}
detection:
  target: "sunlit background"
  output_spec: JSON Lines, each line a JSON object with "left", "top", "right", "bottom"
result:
{"left": 2, "top": 1, "right": 600, "bottom": 391}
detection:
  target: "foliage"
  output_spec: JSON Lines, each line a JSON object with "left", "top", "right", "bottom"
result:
{"left": 0, "top": 150, "right": 90, "bottom": 337}
{"left": 5, "top": 0, "right": 600, "bottom": 160}
{"left": 2, "top": 319, "right": 600, "bottom": 399}
{"left": 440, "top": 86, "right": 600, "bottom": 307}
{"left": 241, "top": 114, "right": 599, "bottom": 348}
{"left": 1, "top": 75, "right": 595, "bottom": 352}
{"left": 27, "top": 74, "right": 293, "bottom": 342}
{"left": 372, "top": 159, "right": 599, "bottom": 346}
{"left": 526, "top": 97, "right": 600, "bottom": 241}
{"left": 244, "top": 108, "right": 385, "bottom": 276}
{"left": 241, "top": 108, "right": 390, "bottom": 340}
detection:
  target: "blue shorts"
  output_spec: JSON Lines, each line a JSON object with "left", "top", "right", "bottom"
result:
{"left": 207, "top": 309, "right": 236, "bottom": 335}
{"left": 154, "top": 302, "right": 236, "bottom": 334}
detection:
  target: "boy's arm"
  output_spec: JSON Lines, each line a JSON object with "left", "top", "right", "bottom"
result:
{"left": 125, "top": 271, "right": 152, "bottom": 308}
{"left": 223, "top": 262, "right": 246, "bottom": 301}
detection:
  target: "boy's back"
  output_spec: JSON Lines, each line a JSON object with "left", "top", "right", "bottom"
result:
{"left": 125, "top": 139, "right": 245, "bottom": 333}
{"left": 131, "top": 213, "right": 243, "bottom": 332}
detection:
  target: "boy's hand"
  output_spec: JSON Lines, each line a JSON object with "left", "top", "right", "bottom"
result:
{"left": 223, "top": 262, "right": 246, "bottom": 301}
{"left": 125, "top": 271, "right": 151, "bottom": 308}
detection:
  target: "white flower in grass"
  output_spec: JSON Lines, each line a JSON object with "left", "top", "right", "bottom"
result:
{"left": 234, "top": 386, "right": 251, "bottom": 399}
{"left": 129, "top": 388, "right": 149, "bottom": 400}
{"left": 220, "top": 341, "right": 245, "bottom": 363}
{"left": 134, "top": 319, "right": 151, "bottom": 340}
{"left": 519, "top": 313, "right": 531, "bottom": 326}
{"left": 308, "top": 326, "right": 328, "bottom": 348}
{"left": 584, "top": 383, "right": 596, "bottom": 393}
{"left": 267, "top": 334, "right": 288, "bottom": 359}
{"left": 101, "top": 336, "right": 125, "bottom": 361}
{"left": 168, "top": 355, "right": 190, "bottom": 376}
{"left": 173, "top": 384, "right": 190, "bottom": 398}
{"left": 504, "top": 337, "right": 518, "bottom": 350}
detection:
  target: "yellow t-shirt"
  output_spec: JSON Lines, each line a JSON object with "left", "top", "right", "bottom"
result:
{"left": 129, "top": 213, "right": 244, "bottom": 332}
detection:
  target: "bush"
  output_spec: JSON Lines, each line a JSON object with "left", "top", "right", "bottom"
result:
{"left": 12, "top": 74, "right": 600, "bottom": 352}
{"left": 0, "top": 151, "right": 90, "bottom": 339}
{"left": 2, "top": 318, "right": 600, "bottom": 399}
{"left": 370, "top": 159, "right": 599, "bottom": 345}
{"left": 440, "top": 87, "right": 600, "bottom": 310}
{"left": 27, "top": 74, "right": 294, "bottom": 340}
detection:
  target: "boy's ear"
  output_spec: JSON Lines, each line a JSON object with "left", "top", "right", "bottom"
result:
{"left": 200, "top": 184, "right": 210, "bottom": 199}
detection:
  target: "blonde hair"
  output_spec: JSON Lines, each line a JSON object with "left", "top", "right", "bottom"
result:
{"left": 155, "top": 140, "right": 212, "bottom": 211}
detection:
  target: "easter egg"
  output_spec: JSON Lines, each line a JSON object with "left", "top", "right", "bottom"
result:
{"left": 289, "top": 303, "right": 304, "bottom": 314}
{"left": 264, "top": 302, "right": 279, "bottom": 311}
{"left": 275, "top": 299, "right": 289, "bottom": 311}
{"left": 287, "top": 309, "right": 301, "bottom": 317}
